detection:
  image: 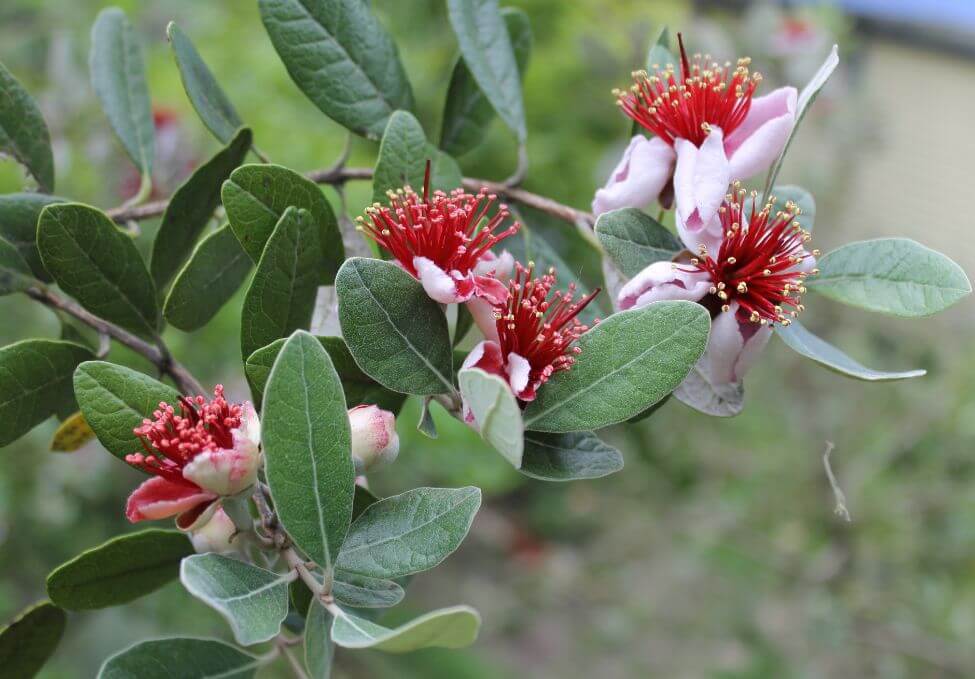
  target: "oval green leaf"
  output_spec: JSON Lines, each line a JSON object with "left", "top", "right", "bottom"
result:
{"left": 333, "top": 571, "right": 405, "bottom": 609}
{"left": 520, "top": 431, "right": 624, "bottom": 482}
{"left": 331, "top": 605, "right": 480, "bottom": 653}
{"left": 222, "top": 163, "right": 343, "bottom": 280}
{"left": 90, "top": 8, "right": 154, "bottom": 181}
{"left": 258, "top": 0, "right": 414, "bottom": 140}
{"left": 304, "top": 601, "right": 334, "bottom": 679}
{"left": 73, "top": 361, "right": 180, "bottom": 461}
{"left": 262, "top": 331, "right": 355, "bottom": 570}
{"left": 0, "top": 340, "right": 94, "bottom": 447}
{"left": 38, "top": 203, "right": 159, "bottom": 337}
{"left": 523, "top": 301, "right": 711, "bottom": 432}
{"left": 47, "top": 529, "right": 193, "bottom": 610}
{"left": 180, "top": 554, "right": 291, "bottom": 646}
{"left": 167, "top": 22, "right": 244, "bottom": 145}
{"left": 594, "top": 208, "right": 683, "bottom": 278}
{"left": 98, "top": 638, "right": 260, "bottom": 679}
{"left": 0, "top": 602, "right": 66, "bottom": 679}
{"left": 336, "top": 257, "right": 454, "bottom": 396}
{"left": 0, "top": 62, "right": 55, "bottom": 192}
{"left": 807, "top": 238, "right": 971, "bottom": 317}
{"left": 446, "top": 0, "right": 526, "bottom": 142}
{"left": 240, "top": 207, "right": 322, "bottom": 360}
{"left": 0, "top": 235, "right": 35, "bottom": 295}
{"left": 0, "top": 193, "right": 65, "bottom": 281}
{"left": 458, "top": 367, "right": 523, "bottom": 468}
{"left": 335, "top": 486, "right": 481, "bottom": 580}
{"left": 150, "top": 127, "right": 252, "bottom": 289}
{"left": 245, "top": 335, "right": 405, "bottom": 413}
{"left": 164, "top": 224, "right": 253, "bottom": 332}
{"left": 441, "top": 7, "right": 531, "bottom": 156}
{"left": 775, "top": 320, "right": 925, "bottom": 381}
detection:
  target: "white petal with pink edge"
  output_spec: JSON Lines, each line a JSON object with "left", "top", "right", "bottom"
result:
{"left": 592, "top": 136, "right": 676, "bottom": 216}
{"left": 617, "top": 261, "right": 712, "bottom": 310}
{"left": 674, "top": 129, "right": 730, "bottom": 254}
{"left": 414, "top": 256, "right": 463, "bottom": 303}
{"left": 725, "top": 87, "right": 797, "bottom": 180}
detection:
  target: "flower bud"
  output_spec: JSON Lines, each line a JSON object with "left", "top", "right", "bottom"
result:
{"left": 348, "top": 405, "right": 399, "bottom": 473}
{"left": 188, "top": 507, "right": 238, "bottom": 554}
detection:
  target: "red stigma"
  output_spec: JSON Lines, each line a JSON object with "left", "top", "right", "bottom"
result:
{"left": 615, "top": 36, "right": 762, "bottom": 147}
{"left": 357, "top": 167, "right": 520, "bottom": 279}
{"left": 686, "top": 184, "right": 817, "bottom": 326}
{"left": 493, "top": 263, "right": 600, "bottom": 398}
{"left": 125, "top": 385, "right": 242, "bottom": 482}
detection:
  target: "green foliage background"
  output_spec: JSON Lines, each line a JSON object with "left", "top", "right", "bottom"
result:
{"left": 1, "top": 0, "right": 973, "bottom": 676}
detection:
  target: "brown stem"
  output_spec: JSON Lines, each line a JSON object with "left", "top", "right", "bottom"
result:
{"left": 26, "top": 286, "right": 206, "bottom": 396}
{"left": 104, "top": 166, "right": 593, "bottom": 226}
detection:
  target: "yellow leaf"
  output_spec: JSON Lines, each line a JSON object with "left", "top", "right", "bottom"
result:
{"left": 50, "top": 411, "right": 95, "bottom": 452}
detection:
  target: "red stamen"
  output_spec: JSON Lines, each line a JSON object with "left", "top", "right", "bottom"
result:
{"left": 614, "top": 36, "right": 762, "bottom": 147}
{"left": 684, "top": 183, "right": 818, "bottom": 325}
{"left": 492, "top": 263, "right": 600, "bottom": 397}
{"left": 125, "top": 385, "right": 243, "bottom": 478}
{"left": 356, "top": 167, "right": 520, "bottom": 279}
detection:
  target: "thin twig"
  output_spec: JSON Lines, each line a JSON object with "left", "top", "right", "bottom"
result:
{"left": 104, "top": 166, "right": 593, "bottom": 227}
{"left": 26, "top": 286, "right": 205, "bottom": 395}
{"left": 822, "top": 441, "right": 851, "bottom": 522}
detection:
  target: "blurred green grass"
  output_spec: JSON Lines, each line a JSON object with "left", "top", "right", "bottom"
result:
{"left": 1, "top": 0, "right": 973, "bottom": 676}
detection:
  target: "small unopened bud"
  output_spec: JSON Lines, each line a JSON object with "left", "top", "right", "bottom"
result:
{"left": 188, "top": 507, "right": 238, "bottom": 554}
{"left": 348, "top": 405, "right": 399, "bottom": 473}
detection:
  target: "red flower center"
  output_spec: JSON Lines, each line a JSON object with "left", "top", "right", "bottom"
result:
{"left": 615, "top": 34, "right": 761, "bottom": 147}
{"left": 125, "top": 385, "right": 242, "bottom": 484}
{"left": 492, "top": 263, "right": 600, "bottom": 394}
{"left": 686, "top": 185, "right": 818, "bottom": 325}
{"left": 357, "top": 163, "right": 519, "bottom": 279}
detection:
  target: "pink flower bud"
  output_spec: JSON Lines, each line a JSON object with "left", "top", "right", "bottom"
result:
{"left": 348, "top": 405, "right": 399, "bottom": 473}
{"left": 187, "top": 507, "right": 239, "bottom": 554}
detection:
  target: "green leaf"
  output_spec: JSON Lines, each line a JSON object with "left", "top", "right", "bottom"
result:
{"left": 336, "top": 257, "right": 454, "bottom": 396}
{"left": 262, "top": 331, "right": 355, "bottom": 570}
{"left": 458, "top": 368, "right": 523, "bottom": 468}
{"left": 0, "top": 62, "right": 55, "bottom": 192}
{"left": 447, "top": 0, "right": 526, "bottom": 142}
{"left": 440, "top": 7, "right": 531, "bottom": 156}
{"left": 417, "top": 398, "right": 438, "bottom": 438}
{"left": 98, "top": 638, "right": 259, "bottom": 679}
{"left": 245, "top": 335, "right": 405, "bottom": 412}
{"left": 0, "top": 340, "right": 94, "bottom": 447}
{"left": 46, "top": 529, "right": 193, "bottom": 610}
{"left": 222, "top": 163, "right": 343, "bottom": 280}
{"left": 304, "top": 601, "right": 334, "bottom": 679}
{"left": 807, "top": 238, "right": 971, "bottom": 317}
{"left": 335, "top": 486, "right": 480, "bottom": 579}
{"left": 258, "top": 0, "right": 414, "bottom": 140}
{"left": 673, "top": 364, "right": 744, "bottom": 418}
{"left": 0, "top": 235, "right": 35, "bottom": 295}
{"left": 73, "top": 361, "right": 180, "bottom": 461}
{"left": 90, "top": 7, "right": 154, "bottom": 183}
{"left": 167, "top": 22, "right": 244, "bottom": 145}
{"left": 523, "top": 301, "right": 711, "bottom": 432}
{"left": 38, "top": 203, "right": 159, "bottom": 337}
{"left": 0, "top": 602, "right": 66, "bottom": 678}
{"left": 240, "top": 207, "right": 321, "bottom": 360}
{"left": 163, "top": 224, "right": 253, "bottom": 332}
{"left": 644, "top": 26, "right": 674, "bottom": 71}
{"left": 180, "top": 554, "right": 291, "bottom": 646}
{"left": 333, "top": 571, "right": 405, "bottom": 608}
{"left": 520, "top": 431, "right": 624, "bottom": 481}
{"left": 352, "top": 484, "right": 379, "bottom": 521}
{"left": 150, "top": 127, "right": 252, "bottom": 289}
{"left": 331, "top": 605, "right": 480, "bottom": 652}
{"left": 594, "top": 208, "right": 683, "bottom": 278}
{"left": 764, "top": 45, "right": 838, "bottom": 193}
{"left": 775, "top": 320, "right": 925, "bottom": 381}
{"left": 372, "top": 111, "right": 428, "bottom": 205}
{"left": 0, "top": 193, "right": 65, "bottom": 281}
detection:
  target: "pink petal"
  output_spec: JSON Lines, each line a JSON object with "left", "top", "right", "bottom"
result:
{"left": 473, "top": 249, "right": 514, "bottom": 280}
{"left": 735, "top": 321, "right": 773, "bottom": 382}
{"left": 125, "top": 476, "right": 216, "bottom": 523}
{"left": 414, "top": 256, "right": 463, "bottom": 303}
{"left": 465, "top": 298, "right": 500, "bottom": 342}
{"left": 674, "top": 129, "right": 730, "bottom": 254}
{"left": 506, "top": 352, "right": 532, "bottom": 397}
{"left": 472, "top": 275, "right": 508, "bottom": 305}
{"left": 592, "top": 136, "right": 676, "bottom": 216}
{"left": 698, "top": 304, "right": 772, "bottom": 387}
{"left": 461, "top": 340, "right": 505, "bottom": 377}
{"left": 176, "top": 499, "right": 220, "bottom": 532}
{"left": 617, "top": 261, "right": 712, "bottom": 310}
{"left": 182, "top": 439, "right": 261, "bottom": 497}
{"left": 725, "top": 87, "right": 798, "bottom": 180}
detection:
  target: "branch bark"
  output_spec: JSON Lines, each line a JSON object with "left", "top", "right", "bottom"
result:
{"left": 104, "top": 166, "right": 594, "bottom": 226}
